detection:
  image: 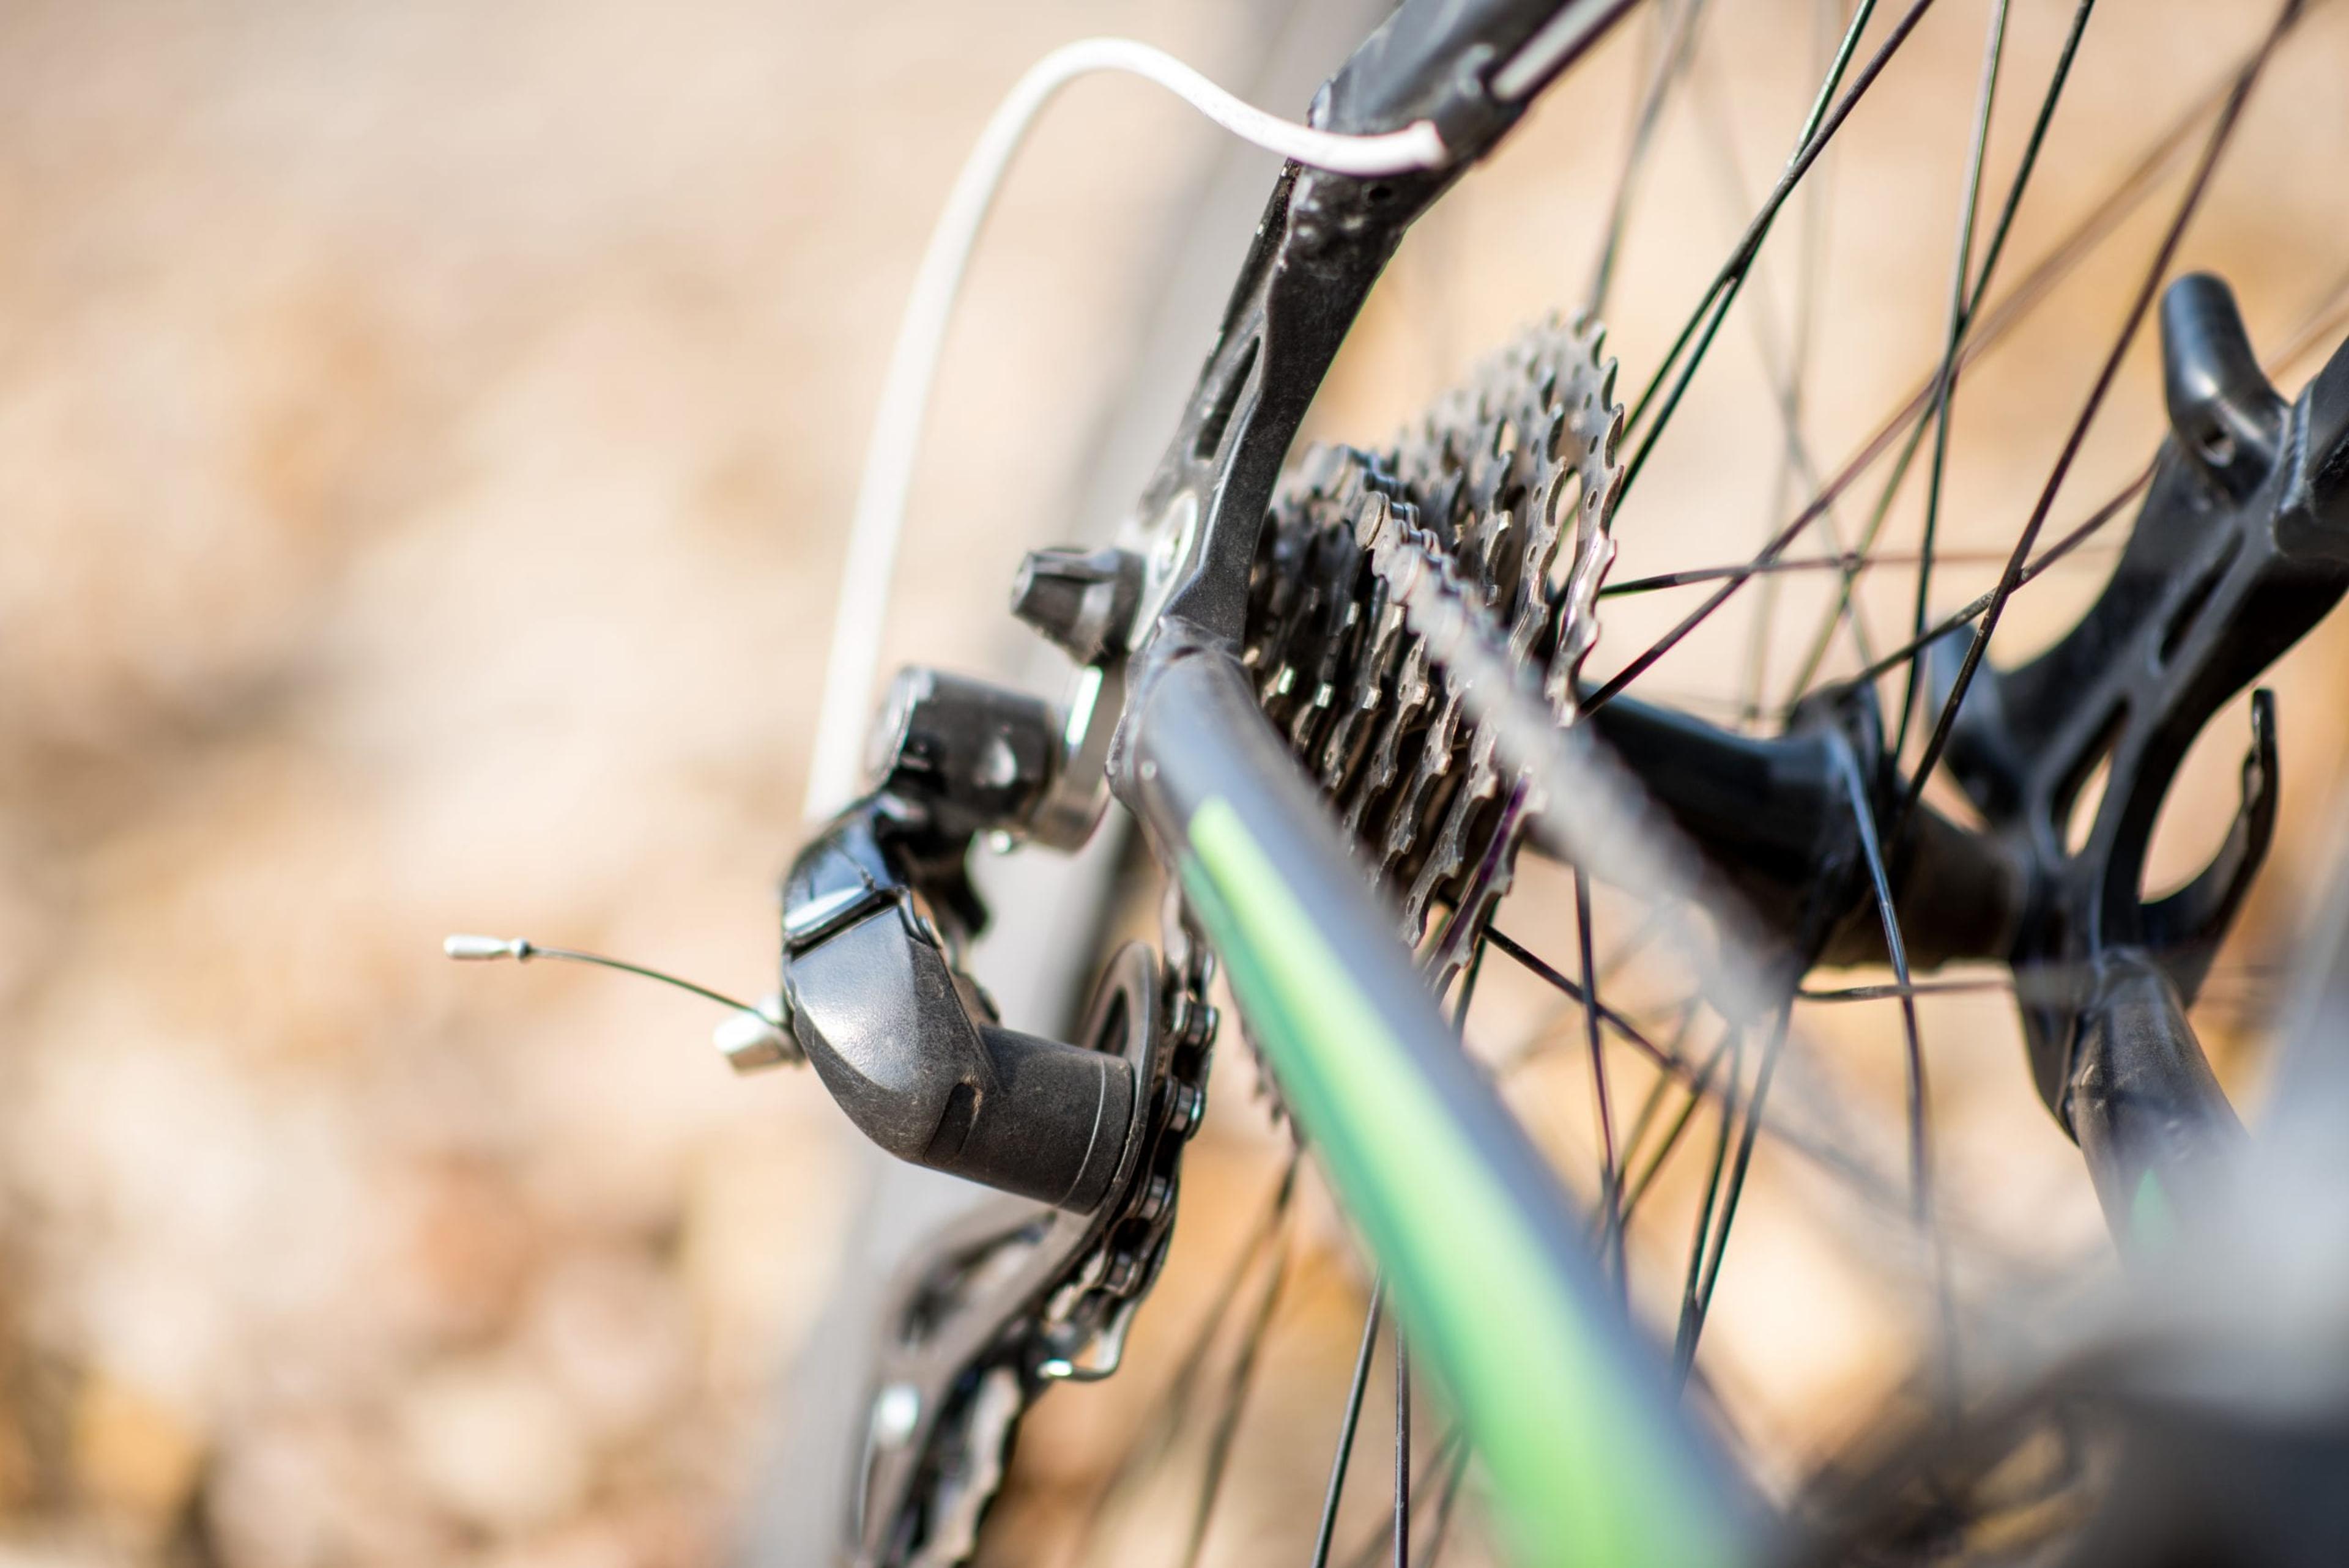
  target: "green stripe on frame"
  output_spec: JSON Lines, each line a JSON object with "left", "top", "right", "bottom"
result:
{"left": 2130, "top": 1168, "right": 2178, "bottom": 1252}
{"left": 1180, "top": 796, "right": 1740, "bottom": 1568}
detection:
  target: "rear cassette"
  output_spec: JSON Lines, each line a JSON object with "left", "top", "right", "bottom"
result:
{"left": 1241, "top": 316, "right": 1625, "bottom": 972}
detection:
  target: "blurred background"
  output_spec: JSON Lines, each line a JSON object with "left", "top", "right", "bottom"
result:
{"left": 3, "top": 1, "right": 2349, "bottom": 1565}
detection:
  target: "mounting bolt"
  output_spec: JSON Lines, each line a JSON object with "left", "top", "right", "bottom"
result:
{"left": 1011, "top": 545, "right": 1145, "bottom": 665}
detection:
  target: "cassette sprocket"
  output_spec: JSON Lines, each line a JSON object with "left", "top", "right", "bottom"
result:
{"left": 1239, "top": 315, "right": 1625, "bottom": 974}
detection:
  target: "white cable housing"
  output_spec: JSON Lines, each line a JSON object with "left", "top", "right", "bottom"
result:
{"left": 801, "top": 37, "right": 1449, "bottom": 823}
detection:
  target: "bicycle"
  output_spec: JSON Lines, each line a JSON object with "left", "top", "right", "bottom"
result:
{"left": 455, "top": 1, "right": 2349, "bottom": 1562}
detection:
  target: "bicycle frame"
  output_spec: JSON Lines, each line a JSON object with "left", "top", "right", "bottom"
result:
{"left": 1130, "top": 645, "right": 1752, "bottom": 1566}
{"left": 1099, "top": 2, "right": 1757, "bottom": 1561}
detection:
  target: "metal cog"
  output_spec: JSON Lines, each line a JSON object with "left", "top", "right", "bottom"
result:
{"left": 1240, "top": 314, "right": 1624, "bottom": 973}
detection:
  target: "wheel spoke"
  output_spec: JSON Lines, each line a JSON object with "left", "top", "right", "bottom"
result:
{"left": 1754, "top": 0, "right": 1850, "bottom": 716}
{"left": 1847, "top": 461, "right": 2154, "bottom": 683}
{"left": 1596, "top": 0, "right": 2222, "bottom": 714}
{"left": 1673, "top": 1021, "right": 1750, "bottom": 1377}
{"left": 1393, "top": 1333, "right": 1412, "bottom": 1568}
{"left": 1489, "top": 926, "right": 1927, "bottom": 1222}
{"left": 1837, "top": 739, "right": 1959, "bottom": 1403}
{"left": 1836, "top": 752, "right": 1931, "bottom": 1226}
{"left": 1789, "top": 0, "right": 2098, "bottom": 708}
{"left": 1331, "top": 1424, "right": 1466, "bottom": 1568}
{"left": 1417, "top": 1435, "right": 1474, "bottom": 1568}
{"left": 1310, "top": 1280, "right": 1386, "bottom": 1568}
{"left": 1620, "top": 0, "right": 1940, "bottom": 508}
{"left": 1895, "top": 0, "right": 2014, "bottom": 753}
{"left": 1576, "top": 870, "right": 1629, "bottom": 1293}
{"left": 1423, "top": 779, "right": 1532, "bottom": 985}
{"left": 1624, "top": 0, "right": 1888, "bottom": 443}
{"left": 1679, "top": 1003, "right": 1793, "bottom": 1375}
{"left": 1074, "top": 1157, "right": 1299, "bottom": 1559}
{"left": 1178, "top": 1203, "right": 1296, "bottom": 1568}
{"left": 1620, "top": 1021, "right": 1739, "bottom": 1224}
{"left": 1850, "top": 239, "right": 2349, "bottom": 686}
{"left": 1901, "top": 0, "right": 2301, "bottom": 837}
{"left": 1601, "top": 545, "right": 2098, "bottom": 596}
{"left": 1682, "top": 32, "right": 1874, "bottom": 704}
{"left": 1803, "top": 960, "right": 2279, "bottom": 1007}
{"left": 1614, "top": 995, "right": 1705, "bottom": 1183}
{"left": 1799, "top": 976, "right": 2011, "bottom": 1002}
{"left": 1587, "top": 0, "right": 1716, "bottom": 319}
{"left": 1452, "top": 933, "right": 1488, "bottom": 1032}
{"left": 1488, "top": 925, "right": 1685, "bottom": 1078}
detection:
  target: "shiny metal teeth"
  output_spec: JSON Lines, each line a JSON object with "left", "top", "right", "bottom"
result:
{"left": 1239, "top": 316, "right": 1624, "bottom": 963}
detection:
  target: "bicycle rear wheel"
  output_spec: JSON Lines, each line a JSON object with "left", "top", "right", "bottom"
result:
{"left": 795, "top": 2, "right": 2349, "bottom": 1563}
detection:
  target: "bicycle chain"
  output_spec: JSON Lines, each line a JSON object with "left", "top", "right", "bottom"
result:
{"left": 1034, "top": 911, "right": 1218, "bottom": 1358}
{"left": 898, "top": 925, "right": 1217, "bottom": 1568}
{"left": 1241, "top": 316, "right": 1623, "bottom": 977}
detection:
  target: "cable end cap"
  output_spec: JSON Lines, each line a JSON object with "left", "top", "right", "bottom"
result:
{"left": 445, "top": 934, "right": 529, "bottom": 961}
{"left": 715, "top": 994, "right": 798, "bottom": 1071}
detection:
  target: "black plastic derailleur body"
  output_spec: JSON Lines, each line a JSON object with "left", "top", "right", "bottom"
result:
{"left": 779, "top": 667, "right": 1137, "bottom": 1212}
{"left": 1594, "top": 276, "right": 2349, "bottom": 1215}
